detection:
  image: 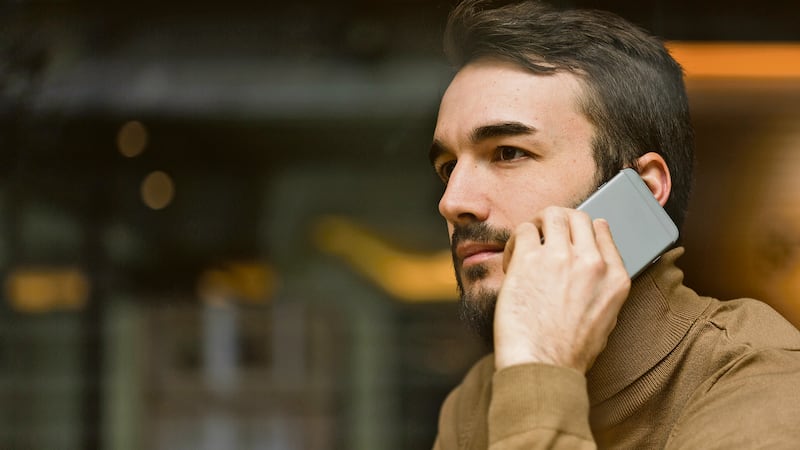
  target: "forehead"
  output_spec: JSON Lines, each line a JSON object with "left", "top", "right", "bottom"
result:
{"left": 435, "top": 59, "right": 590, "bottom": 143}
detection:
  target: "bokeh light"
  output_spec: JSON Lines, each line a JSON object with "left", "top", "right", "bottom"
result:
{"left": 117, "top": 120, "right": 148, "bottom": 158}
{"left": 140, "top": 170, "right": 175, "bottom": 210}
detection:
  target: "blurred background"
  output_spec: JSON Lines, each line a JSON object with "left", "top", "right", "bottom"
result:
{"left": 1, "top": 0, "right": 799, "bottom": 449}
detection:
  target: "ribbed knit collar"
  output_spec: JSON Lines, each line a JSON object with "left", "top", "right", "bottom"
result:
{"left": 585, "top": 247, "right": 711, "bottom": 406}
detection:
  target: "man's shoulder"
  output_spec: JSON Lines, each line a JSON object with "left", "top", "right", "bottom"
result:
{"left": 665, "top": 298, "right": 800, "bottom": 448}
{"left": 701, "top": 296, "right": 800, "bottom": 351}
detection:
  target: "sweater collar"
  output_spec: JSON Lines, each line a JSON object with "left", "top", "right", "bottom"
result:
{"left": 585, "top": 247, "right": 710, "bottom": 405}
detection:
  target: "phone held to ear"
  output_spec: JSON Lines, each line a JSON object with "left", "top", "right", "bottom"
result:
{"left": 577, "top": 168, "right": 679, "bottom": 279}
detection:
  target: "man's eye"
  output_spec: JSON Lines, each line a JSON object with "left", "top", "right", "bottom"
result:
{"left": 438, "top": 160, "right": 457, "bottom": 181}
{"left": 497, "top": 146, "right": 526, "bottom": 161}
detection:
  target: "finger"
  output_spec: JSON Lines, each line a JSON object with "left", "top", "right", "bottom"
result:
{"left": 538, "top": 207, "right": 571, "bottom": 247}
{"left": 503, "top": 222, "right": 541, "bottom": 272}
{"left": 593, "top": 219, "right": 625, "bottom": 268}
{"left": 568, "top": 210, "right": 597, "bottom": 250}
{"left": 502, "top": 229, "right": 517, "bottom": 273}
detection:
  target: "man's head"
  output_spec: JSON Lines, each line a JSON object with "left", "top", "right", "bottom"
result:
{"left": 430, "top": 0, "right": 694, "bottom": 342}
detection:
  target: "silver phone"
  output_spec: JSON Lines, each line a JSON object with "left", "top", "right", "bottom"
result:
{"left": 577, "top": 168, "right": 679, "bottom": 278}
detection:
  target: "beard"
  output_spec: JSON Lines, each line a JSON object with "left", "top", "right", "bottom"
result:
{"left": 450, "top": 185, "right": 601, "bottom": 347}
{"left": 451, "top": 222, "right": 511, "bottom": 347}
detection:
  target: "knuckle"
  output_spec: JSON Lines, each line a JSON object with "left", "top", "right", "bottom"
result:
{"left": 570, "top": 209, "right": 592, "bottom": 222}
{"left": 615, "top": 270, "right": 632, "bottom": 289}
{"left": 576, "top": 251, "right": 604, "bottom": 271}
{"left": 553, "top": 248, "right": 571, "bottom": 262}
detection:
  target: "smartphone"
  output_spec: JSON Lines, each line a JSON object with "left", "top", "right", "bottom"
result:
{"left": 577, "top": 168, "right": 679, "bottom": 278}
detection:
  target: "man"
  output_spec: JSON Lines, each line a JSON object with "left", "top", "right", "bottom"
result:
{"left": 429, "top": 1, "right": 800, "bottom": 448}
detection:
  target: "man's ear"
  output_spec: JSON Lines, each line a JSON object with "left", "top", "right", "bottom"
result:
{"left": 635, "top": 152, "right": 671, "bottom": 207}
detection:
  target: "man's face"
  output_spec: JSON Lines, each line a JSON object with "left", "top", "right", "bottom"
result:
{"left": 430, "top": 59, "right": 599, "bottom": 340}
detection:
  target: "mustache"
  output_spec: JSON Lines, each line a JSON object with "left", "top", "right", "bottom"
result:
{"left": 450, "top": 222, "right": 511, "bottom": 259}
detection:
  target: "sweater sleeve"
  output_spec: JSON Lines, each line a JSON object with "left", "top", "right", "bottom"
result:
{"left": 489, "top": 363, "right": 597, "bottom": 449}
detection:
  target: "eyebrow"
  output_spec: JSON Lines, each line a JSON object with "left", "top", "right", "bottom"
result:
{"left": 429, "top": 121, "right": 538, "bottom": 166}
{"left": 471, "top": 121, "right": 537, "bottom": 143}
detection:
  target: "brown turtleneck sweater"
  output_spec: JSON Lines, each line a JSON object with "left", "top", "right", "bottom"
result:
{"left": 433, "top": 248, "right": 800, "bottom": 449}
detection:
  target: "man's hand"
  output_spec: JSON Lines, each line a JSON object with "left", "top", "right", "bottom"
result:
{"left": 494, "top": 207, "right": 631, "bottom": 373}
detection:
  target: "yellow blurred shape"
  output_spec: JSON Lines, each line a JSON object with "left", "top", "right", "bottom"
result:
{"left": 197, "top": 262, "right": 278, "bottom": 304}
{"left": 313, "top": 216, "right": 457, "bottom": 302}
{"left": 117, "top": 120, "right": 148, "bottom": 158}
{"left": 667, "top": 42, "right": 800, "bottom": 79}
{"left": 5, "top": 268, "right": 90, "bottom": 313}
{"left": 141, "top": 170, "right": 175, "bottom": 210}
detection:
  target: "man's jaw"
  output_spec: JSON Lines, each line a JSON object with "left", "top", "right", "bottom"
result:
{"left": 458, "top": 258, "right": 505, "bottom": 296}
{"left": 455, "top": 266, "right": 501, "bottom": 348}
{"left": 448, "top": 222, "right": 512, "bottom": 347}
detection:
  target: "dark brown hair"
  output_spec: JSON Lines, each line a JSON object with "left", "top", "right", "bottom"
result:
{"left": 444, "top": 0, "right": 694, "bottom": 229}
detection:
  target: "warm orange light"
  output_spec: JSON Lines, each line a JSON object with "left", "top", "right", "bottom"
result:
{"left": 117, "top": 120, "right": 148, "bottom": 158}
{"left": 5, "top": 268, "right": 90, "bottom": 313}
{"left": 141, "top": 170, "right": 175, "bottom": 210}
{"left": 313, "top": 216, "right": 457, "bottom": 302}
{"left": 667, "top": 42, "right": 800, "bottom": 79}
{"left": 197, "top": 262, "right": 278, "bottom": 304}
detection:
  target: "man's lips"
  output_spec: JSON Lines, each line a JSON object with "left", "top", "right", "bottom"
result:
{"left": 456, "top": 242, "right": 505, "bottom": 266}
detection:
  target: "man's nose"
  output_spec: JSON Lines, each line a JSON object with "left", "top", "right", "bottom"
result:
{"left": 438, "top": 161, "right": 490, "bottom": 225}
